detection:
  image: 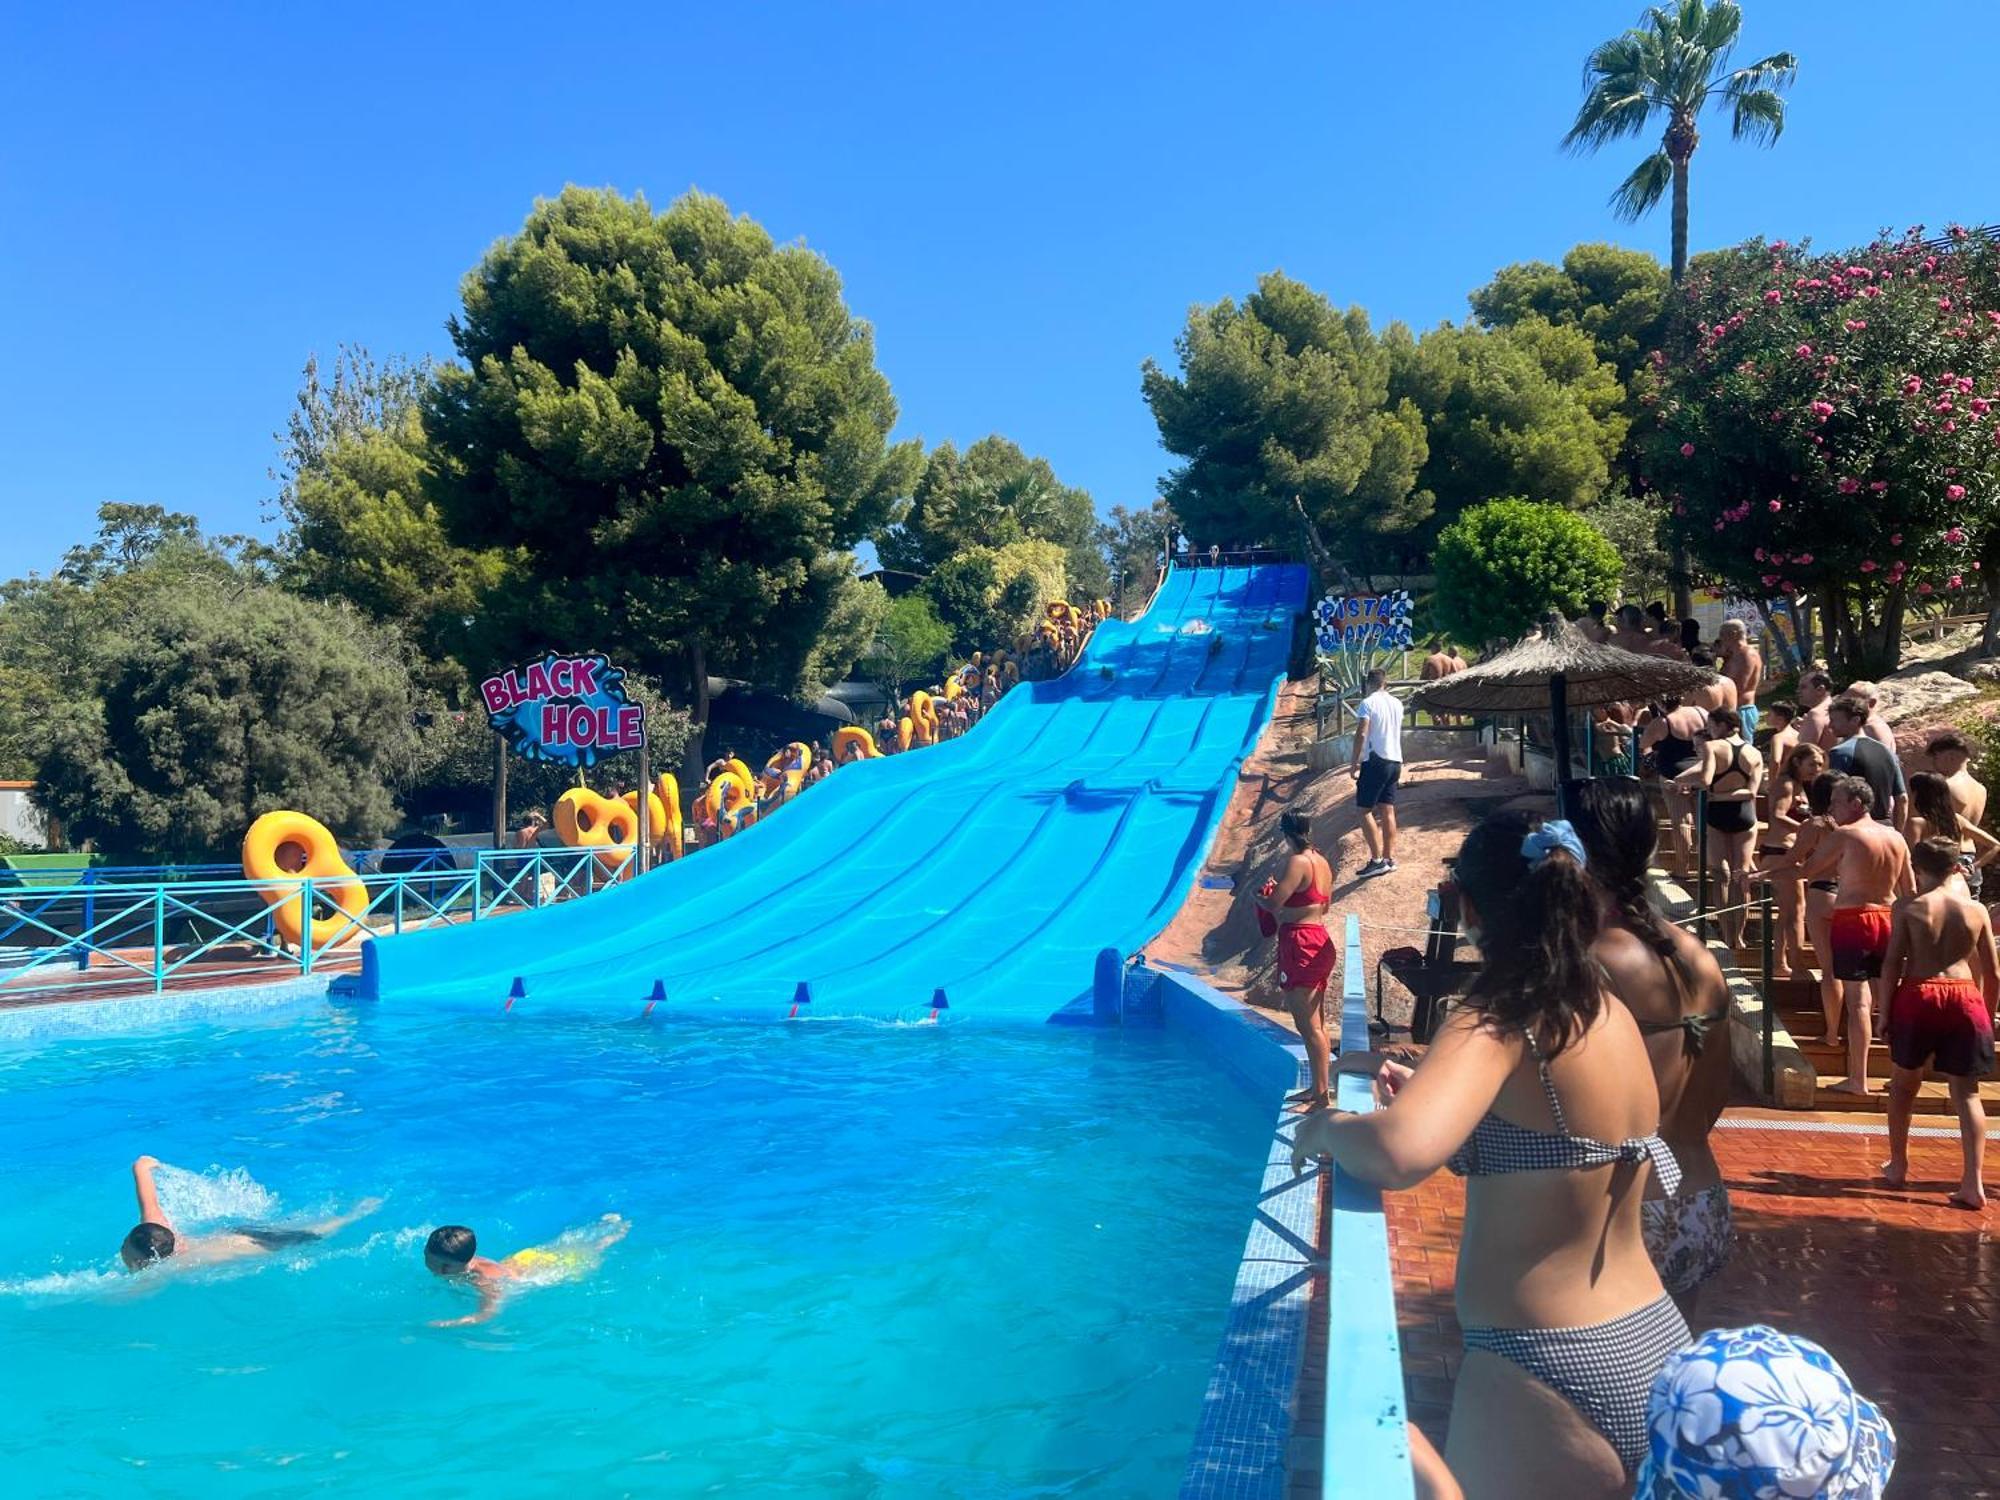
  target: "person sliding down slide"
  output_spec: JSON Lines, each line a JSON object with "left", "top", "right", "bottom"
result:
{"left": 119, "top": 1155, "right": 381, "bottom": 1272}
{"left": 423, "top": 1214, "right": 630, "bottom": 1327}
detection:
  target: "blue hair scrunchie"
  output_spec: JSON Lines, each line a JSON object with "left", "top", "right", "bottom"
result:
{"left": 1522, "top": 819, "right": 1587, "bottom": 870}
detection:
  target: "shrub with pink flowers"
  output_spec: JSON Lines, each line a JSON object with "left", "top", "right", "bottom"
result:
{"left": 1640, "top": 228, "right": 2000, "bottom": 675}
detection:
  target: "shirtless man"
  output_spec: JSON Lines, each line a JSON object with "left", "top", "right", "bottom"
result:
{"left": 1684, "top": 649, "right": 1738, "bottom": 714}
{"left": 1763, "top": 702, "right": 1800, "bottom": 773}
{"left": 1609, "top": 605, "right": 1654, "bottom": 656}
{"left": 1574, "top": 601, "right": 1611, "bottom": 644}
{"left": 1801, "top": 778, "right": 1915, "bottom": 1096}
{"left": 1928, "top": 730, "right": 1989, "bottom": 830}
{"left": 120, "top": 1155, "right": 381, "bottom": 1271}
{"left": 1717, "top": 621, "right": 1764, "bottom": 740}
{"left": 1840, "top": 682, "right": 1899, "bottom": 752}
{"left": 1419, "top": 638, "right": 1457, "bottom": 682}
{"left": 1795, "top": 669, "right": 1835, "bottom": 751}
{"left": 1879, "top": 837, "right": 1996, "bottom": 1208}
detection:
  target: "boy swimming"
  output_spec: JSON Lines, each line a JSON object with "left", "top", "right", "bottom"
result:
{"left": 119, "top": 1155, "right": 381, "bottom": 1271}
{"left": 423, "top": 1213, "right": 630, "bottom": 1326}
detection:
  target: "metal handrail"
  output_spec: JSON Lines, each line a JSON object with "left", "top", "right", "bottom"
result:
{"left": 0, "top": 846, "right": 630, "bottom": 1001}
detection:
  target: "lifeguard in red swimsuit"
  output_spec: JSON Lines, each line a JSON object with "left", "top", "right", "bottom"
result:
{"left": 1255, "top": 808, "right": 1338, "bottom": 1110}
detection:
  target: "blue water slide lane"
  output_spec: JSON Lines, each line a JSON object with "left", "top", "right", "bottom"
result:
{"left": 357, "top": 562, "right": 1309, "bottom": 1019}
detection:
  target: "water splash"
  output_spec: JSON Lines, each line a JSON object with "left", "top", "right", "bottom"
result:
{"left": 0, "top": 1267, "right": 125, "bottom": 1299}
{"left": 153, "top": 1163, "right": 280, "bottom": 1228}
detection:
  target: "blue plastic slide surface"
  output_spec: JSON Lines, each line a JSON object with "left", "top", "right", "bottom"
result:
{"left": 358, "top": 563, "right": 1308, "bottom": 1020}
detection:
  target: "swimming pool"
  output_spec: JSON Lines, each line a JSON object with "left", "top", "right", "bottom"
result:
{"left": 0, "top": 995, "right": 1273, "bottom": 1494}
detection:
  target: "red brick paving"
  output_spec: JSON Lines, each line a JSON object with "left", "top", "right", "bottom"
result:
{"left": 1388, "top": 1124, "right": 2000, "bottom": 1499}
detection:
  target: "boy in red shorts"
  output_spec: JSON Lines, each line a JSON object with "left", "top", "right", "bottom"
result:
{"left": 1879, "top": 837, "right": 1996, "bottom": 1210}
{"left": 1801, "top": 776, "right": 1912, "bottom": 1097}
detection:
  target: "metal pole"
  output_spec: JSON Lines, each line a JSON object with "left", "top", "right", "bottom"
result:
{"left": 1696, "top": 792, "right": 1710, "bottom": 946}
{"left": 153, "top": 885, "right": 166, "bottom": 994}
{"left": 1548, "top": 672, "right": 1573, "bottom": 820}
{"left": 300, "top": 877, "right": 315, "bottom": 977}
{"left": 492, "top": 732, "right": 509, "bottom": 851}
{"left": 1759, "top": 877, "right": 1776, "bottom": 1100}
{"left": 636, "top": 719, "right": 651, "bottom": 876}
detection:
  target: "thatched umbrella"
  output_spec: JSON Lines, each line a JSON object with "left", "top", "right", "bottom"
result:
{"left": 1410, "top": 619, "right": 1717, "bottom": 817}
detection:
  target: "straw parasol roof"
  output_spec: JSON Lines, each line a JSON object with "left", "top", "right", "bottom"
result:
{"left": 1411, "top": 619, "right": 1716, "bottom": 714}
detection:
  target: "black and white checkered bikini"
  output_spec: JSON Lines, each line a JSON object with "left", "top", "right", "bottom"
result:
{"left": 1448, "top": 1031, "right": 1692, "bottom": 1472}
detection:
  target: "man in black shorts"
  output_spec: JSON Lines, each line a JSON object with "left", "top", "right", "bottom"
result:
{"left": 1350, "top": 668, "right": 1405, "bottom": 879}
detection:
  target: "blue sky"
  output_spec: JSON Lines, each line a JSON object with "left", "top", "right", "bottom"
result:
{"left": 3, "top": 1, "right": 1994, "bottom": 576}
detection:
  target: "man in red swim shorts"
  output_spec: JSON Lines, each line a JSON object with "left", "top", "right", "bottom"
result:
{"left": 1802, "top": 776, "right": 1912, "bottom": 1097}
{"left": 1879, "top": 838, "right": 1997, "bottom": 1210}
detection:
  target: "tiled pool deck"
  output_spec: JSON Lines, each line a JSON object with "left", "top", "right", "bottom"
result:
{"left": 1392, "top": 1120, "right": 2000, "bottom": 1500}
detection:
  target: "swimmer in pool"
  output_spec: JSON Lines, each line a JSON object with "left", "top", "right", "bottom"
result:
{"left": 423, "top": 1213, "right": 630, "bottom": 1326}
{"left": 119, "top": 1155, "right": 382, "bottom": 1271}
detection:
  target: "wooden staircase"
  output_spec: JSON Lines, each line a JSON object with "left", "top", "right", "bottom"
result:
{"left": 1692, "top": 883, "right": 2000, "bottom": 1116}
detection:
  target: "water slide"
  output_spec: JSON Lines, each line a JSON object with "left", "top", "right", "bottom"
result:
{"left": 356, "top": 562, "right": 1309, "bottom": 1020}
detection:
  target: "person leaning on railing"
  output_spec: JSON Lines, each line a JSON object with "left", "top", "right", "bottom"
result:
{"left": 1293, "top": 811, "right": 1687, "bottom": 1496}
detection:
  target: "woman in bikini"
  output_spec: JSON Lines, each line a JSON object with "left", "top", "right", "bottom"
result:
{"left": 1254, "top": 809, "right": 1336, "bottom": 1110}
{"left": 1762, "top": 743, "right": 1827, "bottom": 979}
{"left": 1294, "top": 810, "right": 1685, "bottom": 1497}
{"left": 1906, "top": 771, "right": 2000, "bottom": 899}
{"left": 1641, "top": 696, "right": 1709, "bottom": 879}
{"left": 1675, "top": 707, "right": 1763, "bottom": 951}
{"left": 1573, "top": 780, "right": 1734, "bottom": 1317}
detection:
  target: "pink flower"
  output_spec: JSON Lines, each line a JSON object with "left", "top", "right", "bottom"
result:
{"left": 1937, "top": 398, "right": 1956, "bottom": 414}
{"left": 1713, "top": 520, "right": 1726, "bottom": 532}
{"left": 1768, "top": 498, "right": 1783, "bottom": 511}
{"left": 1919, "top": 582, "right": 1935, "bottom": 595}
{"left": 1862, "top": 285, "right": 1882, "bottom": 298}
{"left": 1973, "top": 399, "right": 1992, "bottom": 416}
{"left": 1753, "top": 548, "right": 1766, "bottom": 561}
{"left": 1860, "top": 560, "right": 1880, "bottom": 573}
{"left": 1902, "top": 375, "right": 1923, "bottom": 395}
{"left": 1950, "top": 575, "right": 1964, "bottom": 589}
{"left": 1948, "top": 484, "right": 1968, "bottom": 500}
{"left": 1891, "top": 534, "right": 1904, "bottom": 546}
{"left": 1680, "top": 442, "right": 1696, "bottom": 457}
{"left": 1764, "top": 289, "right": 1783, "bottom": 304}
{"left": 1960, "top": 376, "right": 1976, "bottom": 393}
{"left": 1940, "top": 297, "right": 1954, "bottom": 310}
{"left": 1796, "top": 552, "right": 1814, "bottom": 564}
{"left": 1837, "top": 477, "right": 1861, "bottom": 494}
{"left": 1810, "top": 401, "right": 1835, "bottom": 420}
{"left": 1844, "top": 319, "right": 1868, "bottom": 331}
{"left": 1870, "top": 480, "right": 1889, "bottom": 493}
{"left": 1761, "top": 574, "right": 1780, "bottom": 587}
{"left": 1946, "top": 527, "right": 1967, "bottom": 544}
{"left": 1795, "top": 343, "right": 1814, "bottom": 358}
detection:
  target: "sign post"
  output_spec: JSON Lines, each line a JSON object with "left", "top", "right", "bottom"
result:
{"left": 492, "top": 732, "right": 509, "bottom": 850}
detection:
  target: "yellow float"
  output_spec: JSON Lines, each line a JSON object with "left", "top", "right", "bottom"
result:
{"left": 908, "top": 690, "right": 940, "bottom": 746}
{"left": 703, "top": 770, "right": 756, "bottom": 836}
{"left": 761, "top": 742, "right": 810, "bottom": 798}
{"left": 555, "top": 786, "right": 640, "bottom": 873}
{"left": 242, "top": 810, "right": 368, "bottom": 951}
{"left": 619, "top": 774, "right": 684, "bottom": 863}
{"left": 832, "top": 726, "right": 878, "bottom": 764}
{"left": 897, "top": 715, "right": 913, "bottom": 752}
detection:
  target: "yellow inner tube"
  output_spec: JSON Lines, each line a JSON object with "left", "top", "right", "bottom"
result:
{"left": 242, "top": 810, "right": 366, "bottom": 950}
{"left": 832, "top": 726, "right": 877, "bottom": 764}
{"left": 555, "top": 787, "right": 640, "bottom": 872}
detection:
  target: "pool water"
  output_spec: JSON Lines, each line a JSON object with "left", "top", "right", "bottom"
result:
{"left": 0, "top": 998, "right": 1272, "bottom": 1495}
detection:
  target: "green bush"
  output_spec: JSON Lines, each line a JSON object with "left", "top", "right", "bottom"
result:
{"left": 1432, "top": 497, "right": 1624, "bottom": 647}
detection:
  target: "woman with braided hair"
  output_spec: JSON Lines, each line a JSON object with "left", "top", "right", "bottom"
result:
{"left": 1572, "top": 779, "right": 1734, "bottom": 1316}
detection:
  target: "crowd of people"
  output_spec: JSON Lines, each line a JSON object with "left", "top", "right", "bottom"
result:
{"left": 1272, "top": 780, "right": 1908, "bottom": 1497}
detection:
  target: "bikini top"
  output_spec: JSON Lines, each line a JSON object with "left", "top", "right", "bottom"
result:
{"left": 1283, "top": 853, "right": 1331, "bottom": 908}
{"left": 1632, "top": 948, "right": 1730, "bottom": 1058}
{"left": 1446, "top": 1030, "right": 1682, "bottom": 1192}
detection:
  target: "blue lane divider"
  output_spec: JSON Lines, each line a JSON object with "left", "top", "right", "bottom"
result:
{"left": 1322, "top": 913, "right": 1413, "bottom": 1496}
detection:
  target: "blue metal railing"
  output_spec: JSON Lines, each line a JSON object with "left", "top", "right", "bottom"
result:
{"left": 1323, "top": 914, "right": 1415, "bottom": 1496}
{"left": 0, "top": 846, "right": 630, "bottom": 1002}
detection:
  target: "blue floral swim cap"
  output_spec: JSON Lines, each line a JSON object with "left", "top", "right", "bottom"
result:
{"left": 1635, "top": 1325, "right": 1894, "bottom": 1499}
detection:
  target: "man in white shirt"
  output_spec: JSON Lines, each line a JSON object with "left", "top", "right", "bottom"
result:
{"left": 1350, "top": 668, "right": 1405, "bottom": 879}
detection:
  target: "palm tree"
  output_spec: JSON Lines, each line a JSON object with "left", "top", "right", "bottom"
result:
{"left": 1563, "top": 1, "right": 1797, "bottom": 283}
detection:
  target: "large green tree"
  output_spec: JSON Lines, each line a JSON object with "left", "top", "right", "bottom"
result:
{"left": 423, "top": 188, "right": 922, "bottom": 782}
{"left": 1644, "top": 230, "right": 2000, "bottom": 676}
{"left": 273, "top": 348, "right": 509, "bottom": 694}
{"left": 878, "top": 436, "right": 1108, "bottom": 599}
{"left": 31, "top": 577, "right": 427, "bottom": 862}
{"left": 1391, "top": 318, "right": 1629, "bottom": 537}
{"left": 863, "top": 593, "right": 954, "bottom": 697}
{"left": 1432, "top": 498, "right": 1625, "bottom": 647}
{"left": 1099, "top": 498, "right": 1176, "bottom": 611}
{"left": 922, "top": 539, "right": 1068, "bottom": 656}
{"left": 1141, "top": 272, "right": 1429, "bottom": 571}
{"left": 1563, "top": 0, "right": 1797, "bottom": 284}
{"left": 1468, "top": 243, "right": 1670, "bottom": 384}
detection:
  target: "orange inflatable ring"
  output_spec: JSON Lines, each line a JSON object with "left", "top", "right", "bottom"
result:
{"left": 833, "top": 726, "right": 878, "bottom": 764}
{"left": 555, "top": 787, "right": 640, "bottom": 872}
{"left": 704, "top": 769, "right": 755, "bottom": 822}
{"left": 242, "top": 810, "right": 367, "bottom": 951}
{"left": 897, "top": 715, "right": 913, "bottom": 752}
